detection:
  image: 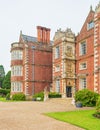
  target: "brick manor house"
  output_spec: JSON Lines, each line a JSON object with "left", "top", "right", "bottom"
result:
{"left": 11, "top": 3, "right": 100, "bottom": 98}
{"left": 11, "top": 26, "right": 52, "bottom": 98}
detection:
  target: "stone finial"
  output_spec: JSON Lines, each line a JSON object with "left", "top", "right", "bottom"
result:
{"left": 66, "top": 28, "right": 73, "bottom": 34}
{"left": 95, "top": 2, "right": 100, "bottom": 12}
{"left": 57, "top": 28, "right": 61, "bottom": 32}
{"left": 20, "top": 30, "right": 22, "bottom": 35}
{"left": 90, "top": 5, "right": 93, "bottom": 11}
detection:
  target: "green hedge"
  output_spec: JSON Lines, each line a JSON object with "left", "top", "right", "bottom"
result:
{"left": 48, "top": 92, "right": 61, "bottom": 98}
{"left": 0, "top": 88, "right": 10, "bottom": 96}
{"left": 12, "top": 93, "right": 26, "bottom": 101}
{"left": 75, "top": 89, "right": 99, "bottom": 107}
{"left": 33, "top": 92, "right": 44, "bottom": 101}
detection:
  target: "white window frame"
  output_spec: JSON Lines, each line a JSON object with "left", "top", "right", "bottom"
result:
{"left": 11, "top": 82, "right": 22, "bottom": 92}
{"left": 11, "top": 50, "right": 23, "bottom": 60}
{"left": 87, "top": 21, "right": 94, "bottom": 30}
{"left": 56, "top": 79, "right": 60, "bottom": 92}
{"left": 11, "top": 66, "right": 23, "bottom": 76}
{"left": 79, "top": 62, "right": 87, "bottom": 70}
{"left": 79, "top": 78, "right": 87, "bottom": 90}
{"left": 80, "top": 41, "right": 86, "bottom": 56}
{"left": 55, "top": 46, "right": 60, "bottom": 59}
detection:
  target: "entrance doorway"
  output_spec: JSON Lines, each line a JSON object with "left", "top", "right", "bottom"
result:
{"left": 66, "top": 86, "right": 72, "bottom": 97}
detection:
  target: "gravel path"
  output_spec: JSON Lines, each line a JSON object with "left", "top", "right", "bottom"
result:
{"left": 0, "top": 98, "right": 91, "bottom": 130}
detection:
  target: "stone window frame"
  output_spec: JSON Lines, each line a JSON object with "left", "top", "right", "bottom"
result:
{"left": 11, "top": 50, "right": 23, "bottom": 60}
{"left": 11, "top": 65, "right": 23, "bottom": 76}
{"left": 55, "top": 46, "right": 60, "bottom": 59}
{"left": 87, "top": 21, "right": 94, "bottom": 30}
{"left": 79, "top": 78, "right": 87, "bottom": 90}
{"left": 11, "top": 81, "right": 22, "bottom": 92}
{"left": 79, "top": 41, "right": 87, "bottom": 56}
{"left": 55, "top": 79, "right": 60, "bottom": 93}
{"left": 79, "top": 62, "right": 87, "bottom": 70}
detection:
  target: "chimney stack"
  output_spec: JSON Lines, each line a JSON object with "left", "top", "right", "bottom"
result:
{"left": 37, "top": 26, "right": 50, "bottom": 44}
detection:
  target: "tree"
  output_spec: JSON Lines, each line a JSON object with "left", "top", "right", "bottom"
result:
{"left": 0, "top": 65, "right": 5, "bottom": 88}
{"left": 2, "top": 71, "right": 11, "bottom": 89}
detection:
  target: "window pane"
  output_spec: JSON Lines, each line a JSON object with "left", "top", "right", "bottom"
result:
{"left": 80, "top": 78, "right": 86, "bottom": 89}
{"left": 80, "top": 42, "right": 86, "bottom": 55}
{"left": 11, "top": 82, "right": 22, "bottom": 92}
{"left": 56, "top": 79, "right": 60, "bottom": 92}
{"left": 55, "top": 46, "right": 60, "bottom": 59}
{"left": 80, "top": 62, "right": 87, "bottom": 70}
{"left": 11, "top": 50, "right": 23, "bottom": 60}
{"left": 11, "top": 66, "right": 22, "bottom": 76}
{"left": 88, "top": 21, "right": 94, "bottom": 30}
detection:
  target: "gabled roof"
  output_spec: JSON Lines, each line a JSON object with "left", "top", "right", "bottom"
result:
{"left": 79, "top": 9, "right": 95, "bottom": 34}
{"left": 19, "top": 30, "right": 53, "bottom": 45}
{"left": 22, "top": 34, "right": 37, "bottom": 42}
{"left": 76, "top": 8, "right": 95, "bottom": 41}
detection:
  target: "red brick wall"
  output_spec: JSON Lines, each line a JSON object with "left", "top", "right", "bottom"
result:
{"left": 76, "top": 10, "right": 94, "bottom": 91}
{"left": 24, "top": 44, "right": 52, "bottom": 95}
{"left": 33, "top": 49, "right": 52, "bottom": 93}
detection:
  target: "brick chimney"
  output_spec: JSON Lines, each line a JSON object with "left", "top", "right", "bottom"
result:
{"left": 46, "top": 28, "right": 50, "bottom": 43}
{"left": 37, "top": 26, "right": 50, "bottom": 44}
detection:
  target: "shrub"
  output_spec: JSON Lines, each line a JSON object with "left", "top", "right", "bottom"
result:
{"left": 96, "top": 96, "right": 100, "bottom": 112}
{"left": 0, "top": 88, "right": 10, "bottom": 97}
{"left": 33, "top": 92, "right": 44, "bottom": 101}
{"left": 93, "top": 96, "right": 100, "bottom": 118}
{"left": 6, "top": 93, "right": 10, "bottom": 100}
{"left": 48, "top": 92, "right": 61, "bottom": 98}
{"left": 12, "top": 93, "right": 26, "bottom": 101}
{"left": 75, "top": 89, "right": 99, "bottom": 107}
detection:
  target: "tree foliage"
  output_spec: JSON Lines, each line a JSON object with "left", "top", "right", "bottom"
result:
{"left": 2, "top": 71, "right": 11, "bottom": 89}
{"left": 0, "top": 65, "right": 5, "bottom": 87}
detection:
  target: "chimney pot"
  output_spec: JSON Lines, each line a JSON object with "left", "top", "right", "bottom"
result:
{"left": 37, "top": 26, "right": 50, "bottom": 44}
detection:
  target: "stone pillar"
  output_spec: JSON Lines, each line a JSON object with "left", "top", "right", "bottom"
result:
{"left": 62, "top": 79, "right": 66, "bottom": 98}
{"left": 94, "top": 4, "right": 100, "bottom": 93}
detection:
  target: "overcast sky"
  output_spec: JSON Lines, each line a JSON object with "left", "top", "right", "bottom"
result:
{"left": 0, "top": 0, "right": 99, "bottom": 73}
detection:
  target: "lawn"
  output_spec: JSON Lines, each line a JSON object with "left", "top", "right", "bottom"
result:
{"left": 0, "top": 97, "right": 7, "bottom": 101}
{"left": 46, "top": 110, "right": 100, "bottom": 130}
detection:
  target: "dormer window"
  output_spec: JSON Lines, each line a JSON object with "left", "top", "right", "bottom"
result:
{"left": 87, "top": 21, "right": 94, "bottom": 30}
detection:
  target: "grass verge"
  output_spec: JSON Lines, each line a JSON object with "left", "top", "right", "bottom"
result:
{"left": 46, "top": 110, "right": 100, "bottom": 130}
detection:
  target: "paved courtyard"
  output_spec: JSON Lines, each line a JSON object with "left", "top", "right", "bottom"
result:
{"left": 0, "top": 98, "right": 91, "bottom": 130}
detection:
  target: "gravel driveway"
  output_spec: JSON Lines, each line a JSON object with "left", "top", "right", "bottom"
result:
{"left": 0, "top": 98, "right": 89, "bottom": 130}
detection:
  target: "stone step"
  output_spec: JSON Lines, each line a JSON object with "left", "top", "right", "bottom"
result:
{"left": 47, "top": 98, "right": 73, "bottom": 104}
